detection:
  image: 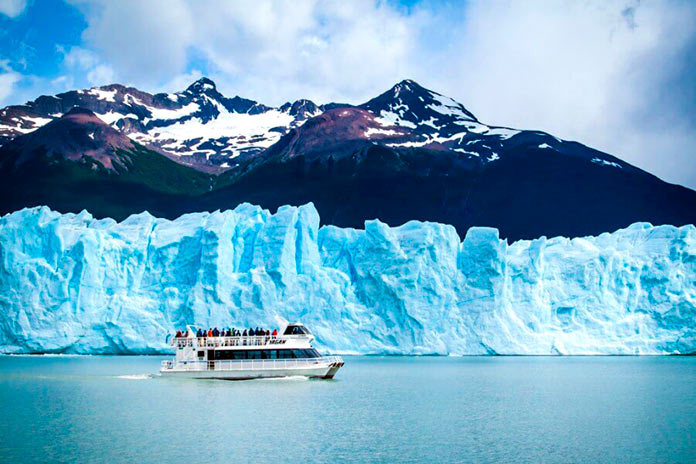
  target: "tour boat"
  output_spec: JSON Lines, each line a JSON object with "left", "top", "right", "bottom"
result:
{"left": 160, "top": 322, "right": 344, "bottom": 380}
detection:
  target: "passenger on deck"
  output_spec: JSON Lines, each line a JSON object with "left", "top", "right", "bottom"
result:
{"left": 208, "top": 328, "right": 213, "bottom": 337}
{"left": 249, "top": 328, "right": 256, "bottom": 336}
{"left": 175, "top": 330, "right": 182, "bottom": 338}
{"left": 243, "top": 329, "right": 248, "bottom": 337}
{"left": 196, "top": 328, "right": 203, "bottom": 338}
{"left": 272, "top": 328, "right": 278, "bottom": 338}
{"left": 265, "top": 329, "right": 270, "bottom": 337}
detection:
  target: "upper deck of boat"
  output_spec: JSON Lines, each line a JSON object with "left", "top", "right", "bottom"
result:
{"left": 172, "top": 335, "right": 297, "bottom": 349}
{"left": 171, "top": 323, "right": 314, "bottom": 350}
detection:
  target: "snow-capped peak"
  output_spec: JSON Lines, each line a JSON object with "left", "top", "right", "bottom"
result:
{"left": 185, "top": 77, "right": 218, "bottom": 94}
{"left": 390, "top": 79, "right": 420, "bottom": 97}
{"left": 359, "top": 79, "right": 478, "bottom": 137}
{"left": 279, "top": 99, "right": 321, "bottom": 121}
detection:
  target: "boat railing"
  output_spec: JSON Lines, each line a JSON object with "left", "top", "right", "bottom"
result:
{"left": 160, "top": 356, "right": 343, "bottom": 372}
{"left": 171, "top": 336, "right": 287, "bottom": 349}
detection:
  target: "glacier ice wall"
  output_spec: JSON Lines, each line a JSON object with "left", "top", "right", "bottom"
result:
{"left": 0, "top": 203, "right": 695, "bottom": 355}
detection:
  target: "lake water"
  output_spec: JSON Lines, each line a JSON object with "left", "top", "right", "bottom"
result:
{"left": 0, "top": 356, "right": 695, "bottom": 463}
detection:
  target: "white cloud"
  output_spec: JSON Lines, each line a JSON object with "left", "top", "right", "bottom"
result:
{"left": 0, "top": 60, "right": 22, "bottom": 105}
{"left": 68, "top": 0, "right": 416, "bottom": 102}
{"left": 420, "top": 0, "right": 696, "bottom": 188}
{"left": 0, "top": 0, "right": 27, "bottom": 18}
{"left": 69, "top": 0, "right": 194, "bottom": 85}
{"left": 57, "top": 45, "right": 115, "bottom": 87}
{"left": 153, "top": 69, "right": 203, "bottom": 94}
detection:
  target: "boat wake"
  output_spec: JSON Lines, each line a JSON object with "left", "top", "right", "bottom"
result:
{"left": 115, "top": 374, "right": 153, "bottom": 380}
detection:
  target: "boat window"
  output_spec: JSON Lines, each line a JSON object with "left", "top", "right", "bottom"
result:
{"left": 290, "top": 349, "right": 318, "bottom": 358}
{"left": 197, "top": 351, "right": 204, "bottom": 359}
{"left": 247, "top": 350, "right": 262, "bottom": 359}
{"left": 266, "top": 349, "right": 321, "bottom": 359}
{"left": 283, "top": 325, "right": 310, "bottom": 335}
{"left": 212, "top": 350, "right": 248, "bottom": 360}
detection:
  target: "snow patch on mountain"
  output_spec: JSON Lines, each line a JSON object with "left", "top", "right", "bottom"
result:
{"left": 428, "top": 92, "right": 475, "bottom": 121}
{"left": 485, "top": 127, "right": 520, "bottom": 140}
{"left": 133, "top": 108, "right": 294, "bottom": 159}
{"left": 145, "top": 101, "right": 199, "bottom": 122}
{"left": 365, "top": 127, "right": 401, "bottom": 138}
{"left": 592, "top": 157, "right": 622, "bottom": 168}
{"left": 375, "top": 110, "right": 418, "bottom": 129}
{"left": 96, "top": 111, "right": 131, "bottom": 125}
{"left": 87, "top": 88, "right": 117, "bottom": 103}
{"left": 0, "top": 115, "right": 53, "bottom": 135}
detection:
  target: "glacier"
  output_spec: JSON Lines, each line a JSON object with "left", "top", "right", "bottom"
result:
{"left": 0, "top": 203, "right": 694, "bottom": 355}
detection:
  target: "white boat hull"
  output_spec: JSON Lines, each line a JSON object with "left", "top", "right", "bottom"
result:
{"left": 160, "top": 357, "right": 344, "bottom": 380}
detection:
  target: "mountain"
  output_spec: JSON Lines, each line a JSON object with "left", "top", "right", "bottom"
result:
{"left": 0, "top": 77, "right": 324, "bottom": 169}
{"left": 0, "top": 78, "right": 695, "bottom": 240}
{"left": 0, "top": 108, "right": 213, "bottom": 219}
{"left": 204, "top": 81, "right": 696, "bottom": 239}
{"left": 0, "top": 107, "right": 136, "bottom": 171}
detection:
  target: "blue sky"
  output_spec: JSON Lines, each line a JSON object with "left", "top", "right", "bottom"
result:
{"left": 1, "top": 0, "right": 695, "bottom": 189}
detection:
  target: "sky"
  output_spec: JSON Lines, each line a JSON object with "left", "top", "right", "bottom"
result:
{"left": 0, "top": 0, "right": 695, "bottom": 188}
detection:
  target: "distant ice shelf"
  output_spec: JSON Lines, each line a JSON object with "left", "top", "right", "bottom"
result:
{"left": 0, "top": 203, "right": 694, "bottom": 355}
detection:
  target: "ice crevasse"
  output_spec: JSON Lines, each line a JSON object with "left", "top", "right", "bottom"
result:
{"left": 0, "top": 203, "right": 694, "bottom": 355}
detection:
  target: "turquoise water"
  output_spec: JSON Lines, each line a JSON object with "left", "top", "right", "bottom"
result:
{"left": 0, "top": 356, "right": 695, "bottom": 463}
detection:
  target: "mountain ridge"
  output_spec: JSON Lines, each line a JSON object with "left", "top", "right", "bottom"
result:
{"left": 0, "top": 78, "right": 694, "bottom": 240}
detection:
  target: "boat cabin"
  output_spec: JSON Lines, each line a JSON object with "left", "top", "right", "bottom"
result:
{"left": 283, "top": 323, "right": 312, "bottom": 336}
